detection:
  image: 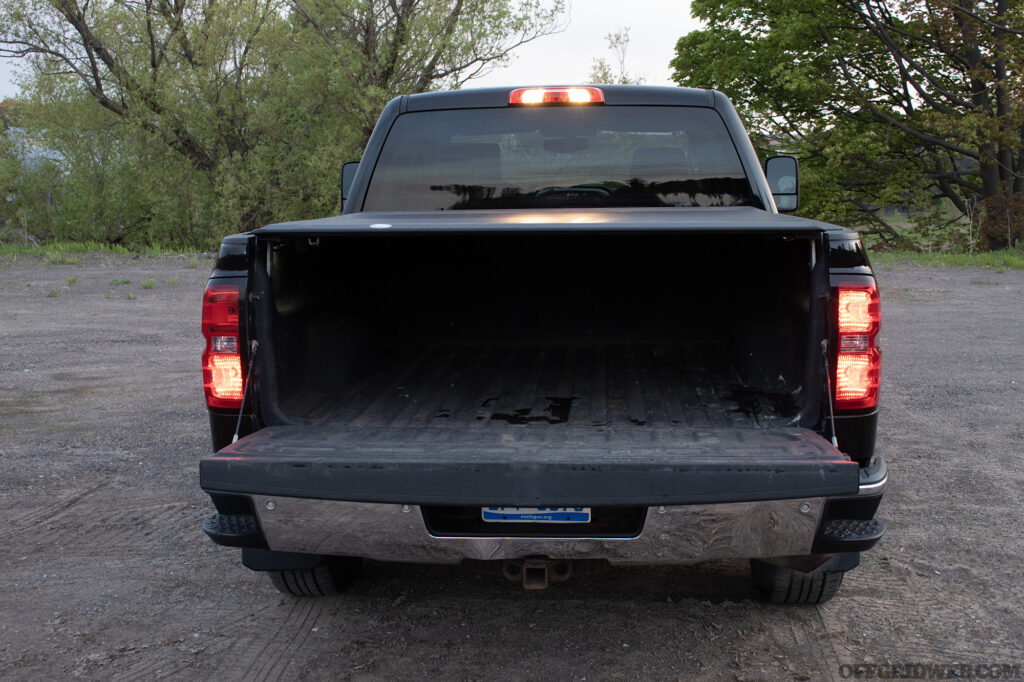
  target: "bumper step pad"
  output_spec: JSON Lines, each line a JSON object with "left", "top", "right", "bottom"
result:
{"left": 813, "top": 518, "right": 885, "bottom": 553}
{"left": 203, "top": 513, "right": 266, "bottom": 548}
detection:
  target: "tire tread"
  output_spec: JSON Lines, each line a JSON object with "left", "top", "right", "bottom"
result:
{"left": 752, "top": 559, "right": 846, "bottom": 604}
{"left": 266, "top": 558, "right": 361, "bottom": 597}
{"left": 267, "top": 564, "right": 338, "bottom": 597}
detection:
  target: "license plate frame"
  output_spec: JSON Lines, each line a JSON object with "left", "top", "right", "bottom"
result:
{"left": 481, "top": 507, "right": 591, "bottom": 523}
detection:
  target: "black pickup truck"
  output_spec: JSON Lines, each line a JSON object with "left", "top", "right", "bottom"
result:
{"left": 199, "top": 85, "right": 886, "bottom": 604}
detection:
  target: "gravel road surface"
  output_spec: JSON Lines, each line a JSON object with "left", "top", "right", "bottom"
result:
{"left": 0, "top": 253, "right": 1021, "bottom": 680}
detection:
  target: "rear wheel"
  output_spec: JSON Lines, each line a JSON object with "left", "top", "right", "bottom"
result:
{"left": 267, "top": 557, "right": 362, "bottom": 597}
{"left": 750, "top": 553, "right": 858, "bottom": 604}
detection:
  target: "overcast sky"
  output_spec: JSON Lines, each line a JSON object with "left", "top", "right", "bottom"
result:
{"left": 472, "top": 0, "right": 698, "bottom": 88}
{"left": 0, "top": 1, "right": 699, "bottom": 99}
{"left": 0, "top": 57, "right": 19, "bottom": 99}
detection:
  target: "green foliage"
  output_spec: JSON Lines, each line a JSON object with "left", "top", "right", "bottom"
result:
{"left": 0, "top": 1, "right": 565, "bottom": 248}
{"left": 672, "top": 0, "right": 1024, "bottom": 250}
{"left": 141, "top": 279, "right": 155, "bottom": 289}
{"left": 2, "top": 112, "right": 213, "bottom": 249}
{"left": 45, "top": 287, "right": 57, "bottom": 297}
{"left": 66, "top": 276, "right": 77, "bottom": 286}
{"left": 109, "top": 278, "right": 130, "bottom": 286}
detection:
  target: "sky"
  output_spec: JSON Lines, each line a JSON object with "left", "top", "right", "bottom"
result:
{"left": 0, "top": 57, "right": 19, "bottom": 99}
{"left": 471, "top": 0, "right": 699, "bottom": 88}
{"left": 0, "top": 0, "right": 699, "bottom": 99}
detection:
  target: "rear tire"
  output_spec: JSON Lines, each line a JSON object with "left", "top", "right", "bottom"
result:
{"left": 267, "top": 557, "right": 362, "bottom": 597}
{"left": 750, "top": 554, "right": 856, "bottom": 604}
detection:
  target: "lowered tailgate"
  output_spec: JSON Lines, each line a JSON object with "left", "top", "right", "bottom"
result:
{"left": 201, "top": 424, "right": 857, "bottom": 505}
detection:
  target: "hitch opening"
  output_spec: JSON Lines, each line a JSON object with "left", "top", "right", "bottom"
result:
{"left": 503, "top": 559, "right": 573, "bottom": 590}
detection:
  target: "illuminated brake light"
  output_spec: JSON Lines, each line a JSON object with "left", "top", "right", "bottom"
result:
{"left": 834, "top": 282, "right": 881, "bottom": 410}
{"left": 518, "top": 88, "right": 545, "bottom": 104}
{"left": 509, "top": 87, "right": 604, "bottom": 105}
{"left": 567, "top": 88, "right": 597, "bottom": 103}
{"left": 836, "top": 350, "right": 880, "bottom": 403}
{"left": 202, "top": 283, "right": 245, "bottom": 409}
{"left": 838, "top": 288, "right": 878, "bottom": 334}
{"left": 208, "top": 354, "right": 244, "bottom": 401}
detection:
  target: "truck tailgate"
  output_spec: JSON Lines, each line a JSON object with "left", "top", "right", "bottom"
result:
{"left": 201, "top": 425, "right": 857, "bottom": 505}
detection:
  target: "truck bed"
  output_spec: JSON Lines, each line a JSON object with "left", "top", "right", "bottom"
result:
{"left": 255, "top": 230, "right": 828, "bottom": 437}
{"left": 298, "top": 343, "right": 798, "bottom": 430}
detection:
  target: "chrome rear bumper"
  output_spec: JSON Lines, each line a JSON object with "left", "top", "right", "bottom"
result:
{"left": 251, "top": 495, "right": 827, "bottom": 565}
{"left": 205, "top": 458, "right": 886, "bottom": 566}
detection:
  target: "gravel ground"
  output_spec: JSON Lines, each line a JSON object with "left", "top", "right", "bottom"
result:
{"left": 0, "top": 253, "right": 1021, "bottom": 681}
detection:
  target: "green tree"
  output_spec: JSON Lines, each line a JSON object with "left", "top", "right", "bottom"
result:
{"left": 672, "top": 0, "right": 1024, "bottom": 249}
{"left": 0, "top": 0, "right": 565, "bottom": 246}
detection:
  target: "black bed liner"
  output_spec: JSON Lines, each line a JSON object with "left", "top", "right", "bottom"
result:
{"left": 291, "top": 344, "right": 800, "bottom": 430}
{"left": 201, "top": 423, "right": 857, "bottom": 506}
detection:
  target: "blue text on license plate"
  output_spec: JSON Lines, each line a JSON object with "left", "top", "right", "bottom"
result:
{"left": 481, "top": 507, "right": 591, "bottom": 523}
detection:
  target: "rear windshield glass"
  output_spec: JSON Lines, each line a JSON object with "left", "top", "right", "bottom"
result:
{"left": 363, "top": 106, "right": 760, "bottom": 211}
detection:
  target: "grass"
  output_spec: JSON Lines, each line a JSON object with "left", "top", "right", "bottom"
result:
{"left": 868, "top": 245, "right": 1024, "bottom": 270}
{"left": 167, "top": 276, "right": 178, "bottom": 286}
{"left": 141, "top": 279, "right": 156, "bottom": 289}
{"left": 109, "top": 278, "right": 131, "bottom": 286}
{"left": 46, "top": 288, "right": 58, "bottom": 298}
{"left": 44, "top": 252, "right": 78, "bottom": 265}
{"left": 0, "top": 240, "right": 131, "bottom": 255}
{"left": 126, "top": 292, "right": 137, "bottom": 300}
{"left": 1, "top": 240, "right": 209, "bottom": 275}
{"left": 67, "top": 276, "right": 78, "bottom": 286}
{"left": 104, "top": 289, "right": 114, "bottom": 299}
{"left": 0, "top": 240, "right": 202, "bottom": 256}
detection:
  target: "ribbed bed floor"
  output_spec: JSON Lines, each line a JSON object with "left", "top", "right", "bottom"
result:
{"left": 296, "top": 344, "right": 800, "bottom": 430}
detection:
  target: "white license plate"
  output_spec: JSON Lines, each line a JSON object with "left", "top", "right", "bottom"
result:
{"left": 481, "top": 507, "right": 591, "bottom": 523}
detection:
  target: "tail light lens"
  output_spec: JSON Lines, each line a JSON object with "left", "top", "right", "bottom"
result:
{"left": 202, "top": 283, "right": 244, "bottom": 409}
{"left": 835, "top": 282, "right": 881, "bottom": 409}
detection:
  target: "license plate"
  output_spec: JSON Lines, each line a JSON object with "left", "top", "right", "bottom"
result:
{"left": 481, "top": 507, "right": 591, "bottom": 523}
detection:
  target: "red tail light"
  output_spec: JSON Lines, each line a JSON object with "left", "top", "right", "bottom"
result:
{"left": 202, "top": 283, "right": 244, "bottom": 409}
{"left": 834, "top": 282, "right": 881, "bottom": 409}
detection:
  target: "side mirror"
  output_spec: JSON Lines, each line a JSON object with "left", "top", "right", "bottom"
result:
{"left": 340, "top": 160, "right": 359, "bottom": 211}
{"left": 765, "top": 155, "right": 799, "bottom": 212}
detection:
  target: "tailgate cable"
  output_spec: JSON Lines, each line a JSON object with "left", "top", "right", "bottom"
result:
{"left": 232, "top": 340, "right": 259, "bottom": 444}
{"left": 821, "top": 339, "right": 840, "bottom": 449}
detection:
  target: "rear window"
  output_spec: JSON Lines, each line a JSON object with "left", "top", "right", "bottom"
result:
{"left": 363, "top": 106, "right": 759, "bottom": 211}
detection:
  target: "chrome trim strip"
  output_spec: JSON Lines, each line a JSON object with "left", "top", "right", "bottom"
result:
{"left": 858, "top": 455, "right": 888, "bottom": 495}
{"left": 252, "top": 496, "right": 825, "bottom": 565}
{"left": 858, "top": 473, "right": 887, "bottom": 495}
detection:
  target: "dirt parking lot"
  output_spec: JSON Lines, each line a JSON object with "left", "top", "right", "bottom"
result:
{"left": 0, "top": 252, "right": 1022, "bottom": 680}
